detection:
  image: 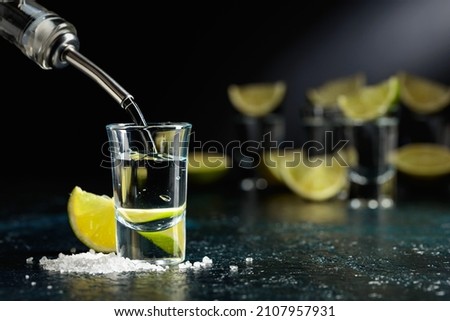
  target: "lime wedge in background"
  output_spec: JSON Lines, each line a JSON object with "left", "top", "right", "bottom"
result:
{"left": 337, "top": 76, "right": 399, "bottom": 122}
{"left": 391, "top": 143, "right": 450, "bottom": 178}
{"left": 263, "top": 149, "right": 303, "bottom": 184}
{"left": 306, "top": 73, "right": 366, "bottom": 108}
{"left": 277, "top": 152, "right": 348, "bottom": 201}
{"left": 398, "top": 72, "right": 450, "bottom": 114}
{"left": 227, "top": 81, "right": 286, "bottom": 117}
{"left": 261, "top": 150, "right": 284, "bottom": 184}
{"left": 188, "top": 151, "right": 230, "bottom": 184}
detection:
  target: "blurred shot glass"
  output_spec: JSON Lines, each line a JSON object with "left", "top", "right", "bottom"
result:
{"left": 344, "top": 117, "right": 398, "bottom": 209}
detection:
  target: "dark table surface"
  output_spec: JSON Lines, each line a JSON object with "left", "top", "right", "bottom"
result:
{"left": 1, "top": 179, "right": 450, "bottom": 301}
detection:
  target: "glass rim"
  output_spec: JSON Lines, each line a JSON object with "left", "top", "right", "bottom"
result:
{"left": 341, "top": 116, "right": 399, "bottom": 126}
{"left": 106, "top": 122, "right": 192, "bottom": 130}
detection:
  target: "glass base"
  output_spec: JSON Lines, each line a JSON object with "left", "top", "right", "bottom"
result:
{"left": 348, "top": 170, "right": 396, "bottom": 209}
{"left": 349, "top": 197, "right": 395, "bottom": 209}
{"left": 120, "top": 257, "right": 185, "bottom": 266}
{"left": 240, "top": 177, "right": 269, "bottom": 191}
{"left": 116, "top": 218, "right": 185, "bottom": 266}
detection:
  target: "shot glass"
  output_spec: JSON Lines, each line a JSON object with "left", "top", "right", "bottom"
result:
{"left": 301, "top": 115, "right": 346, "bottom": 158}
{"left": 299, "top": 115, "right": 349, "bottom": 201}
{"left": 344, "top": 117, "right": 398, "bottom": 209}
{"left": 397, "top": 107, "right": 450, "bottom": 198}
{"left": 234, "top": 113, "right": 285, "bottom": 191}
{"left": 106, "top": 122, "right": 192, "bottom": 265}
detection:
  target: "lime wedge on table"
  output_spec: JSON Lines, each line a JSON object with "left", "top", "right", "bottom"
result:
{"left": 337, "top": 76, "right": 399, "bottom": 121}
{"left": 398, "top": 72, "right": 450, "bottom": 114}
{"left": 67, "top": 186, "right": 116, "bottom": 253}
{"left": 307, "top": 73, "right": 365, "bottom": 108}
{"left": 391, "top": 143, "right": 450, "bottom": 178}
{"left": 277, "top": 151, "right": 348, "bottom": 201}
{"left": 228, "top": 81, "right": 286, "bottom": 117}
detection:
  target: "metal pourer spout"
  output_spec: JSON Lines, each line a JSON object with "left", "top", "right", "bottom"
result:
{"left": 62, "top": 46, "right": 134, "bottom": 109}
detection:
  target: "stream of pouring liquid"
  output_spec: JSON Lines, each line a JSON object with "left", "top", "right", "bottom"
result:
{"left": 122, "top": 96, "right": 148, "bottom": 126}
{"left": 122, "top": 98, "right": 157, "bottom": 154}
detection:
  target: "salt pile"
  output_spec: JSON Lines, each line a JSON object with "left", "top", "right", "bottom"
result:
{"left": 39, "top": 250, "right": 167, "bottom": 274}
{"left": 38, "top": 250, "right": 215, "bottom": 274}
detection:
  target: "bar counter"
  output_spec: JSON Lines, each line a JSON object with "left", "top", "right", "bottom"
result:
{"left": 1, "top": 181, "right": 449, "bottom": 301}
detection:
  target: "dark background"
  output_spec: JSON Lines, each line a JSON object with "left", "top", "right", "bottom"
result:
{"left": 2, "top": 0, "right": 450, "bottom": 195}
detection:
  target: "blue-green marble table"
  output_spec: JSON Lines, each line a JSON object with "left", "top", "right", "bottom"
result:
{"left": 1, "top": 185, "right": 449, "bottom": 300}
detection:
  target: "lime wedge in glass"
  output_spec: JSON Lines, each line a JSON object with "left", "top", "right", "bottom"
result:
{"left": 307, "top": 73, "right": 365, "bottom": 108}
{"left": 228, "top": 81, "right": 286, "bottom": 117}
{"left": 140, "top": 220, "right": 185, "bottom": 257}
{"left": 337, "top": 76, "right": 399, "bottom": 122}
{"left": 398, "top": 72, "right": 450, "bottom": 115}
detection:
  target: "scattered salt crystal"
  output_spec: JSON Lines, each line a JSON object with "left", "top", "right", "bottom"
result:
{"left": 25, "top": 275, "right": 30, "bottom": 279}
{"left": 31, "top": 282, "right": 36, "bottom": 286}
{"left": 178, "top": 261, "right": 193, "bottom": 270}
{"left": 245, "top": 257, "right": 253, "bottom": 264}
{"left": 178, "top": 257, "right": 213, "bottom": 271}
{"left": 202, "top": 256, "right": 213, "bottom": 265}
{"left": 39, "top": 250, "right": 166, "bottom": 274}
{"left": 230, "top": 265, "right": 238, "bottom": 272}
{"left": 47, "top": 285, "right": 53, "bottom": 290}
{"left": 26, "top": 257, "right": 33, "bottom": 264}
